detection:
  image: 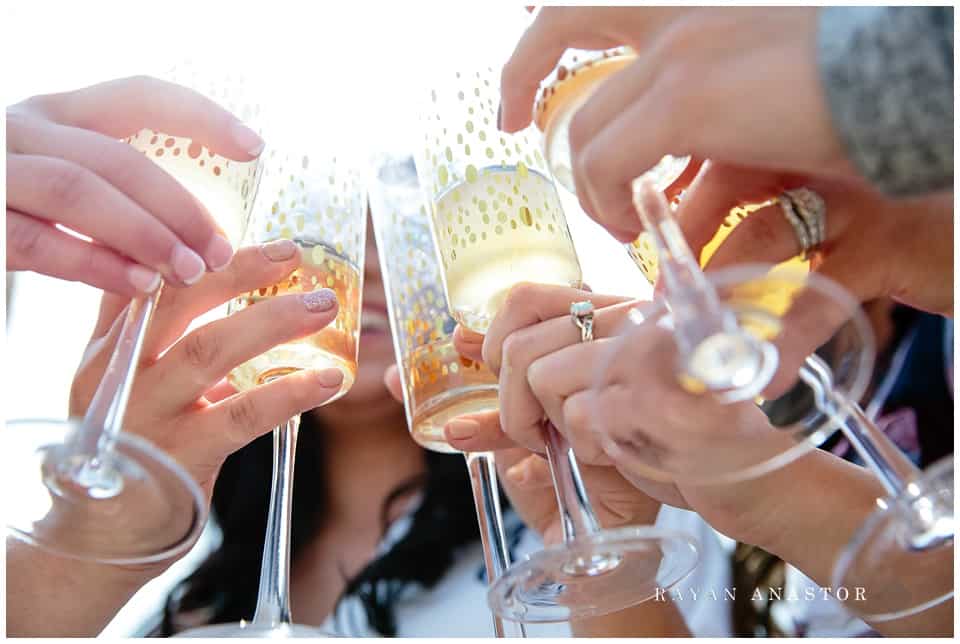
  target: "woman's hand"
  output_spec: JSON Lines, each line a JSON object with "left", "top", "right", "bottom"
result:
{"left": 7, "top": 75, "right": 265, "bottom": 295}
{"left": 9, "top": 241, "right": 344, "bottom": 637}
{"left": 677, "top": 162, "right": 954, "bottom": 319}
{"left": 70, "top": 240, "right": 344, "bottom": 501}
{"left": 500, "top": 7, "right": 855, "bottom": 240}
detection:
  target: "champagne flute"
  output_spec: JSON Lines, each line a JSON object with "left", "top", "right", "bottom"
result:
{"left": 176, "top": 142, "right": 365, "bottom": 638}
{"left": 599, "top": 182, "right": 953, "bottom": 623}
{"left": 368, "top": 151, "right": 525, "bottom": 638}
{"left": 4, "top": 70, "right": 264, "bottom": 564}
{"left": 418, "top": 64, "right": 699, "bottom": 624}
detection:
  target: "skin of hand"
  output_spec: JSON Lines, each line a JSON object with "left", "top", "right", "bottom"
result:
{"left": 499, "top": 6, "right": 857, "bottom": 242}
{"left": 7, "top": 241, "right": 345, "bottom": 637}
{"left": 7, "top": 75, "right": 266, "bottom": 296}
{"left": 452, "top": 282, "right": 952, "bottom": 636}
{"left": 676, "top": 162, "right": 955, "bottom": 319}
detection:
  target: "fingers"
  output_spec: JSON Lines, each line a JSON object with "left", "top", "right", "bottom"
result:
{"left": 7, "top": 154, "right": 207, "bottom": 287}
{"left": 178, "top": 368, "right": 344, "bottom": 469}
{"left": 8, "top": 114, "right": 235, "bottom": 271}
{"left": 443, "top": 410, "right": 517, "bottom": 452}
{"left": 674, "top": 163, "right": 791, "bottom": 260}
{"left": 383, "top": 364, "right": 403, "bottom": 403}
{"left": 6, "top": 209, "right": 159, "bottom": 297}
{"left": 495, "top": 303, "right": 634, "bottom": 452}
{"left": 482, "top": 282, "right": 631, "bottom": 374}
{"left": 29, "top": 76, "right": 264, "bottom": 161}
{"left": 143, "top": 241, "right": 302, "bottom": 358}
{"left": 452, "top": 325, "right": 484, "bottom": 362}
{"left": 145, "top": 288, "right": 338, "bottom": 410}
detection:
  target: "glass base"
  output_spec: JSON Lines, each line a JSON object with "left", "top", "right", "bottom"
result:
{"left": 487, "top": 525, "right": 698, "bottom": 623}
{"left": 5, "top": 419, "right": 206, "bottom": 565}
{"left": 175, "top": 622, "right": 334, "bottom": 638}
{"left": 833, "top": 456, "right": 954, "bottom": 622}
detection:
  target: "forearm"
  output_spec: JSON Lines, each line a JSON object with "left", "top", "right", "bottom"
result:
{"left": 572, "top": 597, "right": 690, "bottom": 637}
{"left": 6, "top": 539, "right": 155, "bottom": 637}
{"left": 818, "top": 7, "right": 953, "bottom": 196}
{"left": 755, "top": 450, "right": 952, "bottom": 637}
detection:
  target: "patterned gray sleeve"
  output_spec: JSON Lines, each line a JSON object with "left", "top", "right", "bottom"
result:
{"left": 818, "top": 7, "right": 953, "bottom": 196}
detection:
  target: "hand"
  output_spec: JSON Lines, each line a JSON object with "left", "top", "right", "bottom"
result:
{"left": 500, "top": 7, "right": 855, "bottom": 241}
{"left": 678, "top": 162, "right": 954, "bottom": 318}
{"left": 70, "top": 241, "right": 344, "bottom": 503}
{"left": 447, "top": 284, "right": 664, "bottom": 542}
{"left": 7, "top": 75, "right": 266, "bottom": 295}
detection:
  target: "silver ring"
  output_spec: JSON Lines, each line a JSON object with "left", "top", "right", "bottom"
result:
{"left": 570, "top": 301, "right": 595, "bottom": 343}
{"left": 778, "top": 188, "right": 826, "bottom": 260}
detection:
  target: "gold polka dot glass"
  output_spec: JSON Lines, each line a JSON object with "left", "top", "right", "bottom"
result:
{"left": 415, "top": 66, "right": 583, "bottom": 333}
{"left": 226, "top": 147, "right": 366, "bottom": 396}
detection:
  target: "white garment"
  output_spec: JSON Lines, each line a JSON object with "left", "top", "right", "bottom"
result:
{"left": 324, "top": 504, "right": 733, "bottom": 637}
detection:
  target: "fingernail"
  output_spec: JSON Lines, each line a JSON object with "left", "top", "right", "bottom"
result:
{"left": 445, "top": 419, "right": 477, "bottom": 441}
{"left": 231, "top": 120, "right": 265, "bottom": 156}
{"left": 302, "top": 288, "right": 337, "bottom": 312}
{"left": 128, "top": 265, "right": 161, "bottom": 293}
{"left": 261, "top": 239, "right": 298, "bottom": 262}
{"left": 204, "top": 234, "right": 234, "bottom": 272}
{"left": 171, "top": 244, "right": 206, "bottom": 285}
{"left": 497, "top": 103, "right": 504, "bottom": 131}
{"left": 316, "top": 368, "right": 345, "bottom": 389}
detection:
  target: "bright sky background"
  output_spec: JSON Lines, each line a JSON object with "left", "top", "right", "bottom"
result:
{"left": 4, "top": 1, "right": 650, "bottom": 635}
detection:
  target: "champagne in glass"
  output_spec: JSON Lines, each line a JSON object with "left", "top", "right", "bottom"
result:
{"left": 369, "top": 152, "right": 524, "bottom": 637}
{"left": 226, "top": 149, "right": 366, "bottom": 397}
{"left": 416, "top": 66, "right": 582, "bottom": 333}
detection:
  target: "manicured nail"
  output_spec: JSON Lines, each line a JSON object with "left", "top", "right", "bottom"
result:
{"left": 316, "top": 368, "right": 345, "bottom": 389}
{"left": 128, "top": 265, "right": 161, "bottom": 293}
{"left": 496, "top": 102, "right": 503, "bottom": 131}
{"left": 261, "top": 239, "right": 298, "bottom": 262}
{"left": 506, "top": 461, "right": 530, "bottom": 485}
{"left": 204, "top": 234, "right": 234, "bottom": 272}
{"left": 171, "top": 244, "right": 206, "bottom": 285}
{"left": 445, "top": 419, "right": 477, "bottom": 441}
{"left": 231, "top": 120, "right": 265, "bottom": 156}
{"left": 302, "top": 288, "right": 337, "bottom": 312}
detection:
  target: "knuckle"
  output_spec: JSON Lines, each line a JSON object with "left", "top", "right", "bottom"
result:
{"left": 6, "top": 214, "right": 45, "bottom": 264}
{"left": 182, "top": 328, "right": 222, "bottom": 371}
{"left": 502, "top": 281, "right": 537, "bottom": 315}
{"left": 45, "top": 161, "right": 90, "bottom": 207}
{"left": 226, "top": 395, "right": 262, "bottom": 445}
{"left": 499, "top": 332, "right": 527, "bottom": 374}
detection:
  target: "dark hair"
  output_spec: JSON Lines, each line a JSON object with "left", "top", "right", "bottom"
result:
{"left": 160, "top": 412, "right": 493, "bottom": 636}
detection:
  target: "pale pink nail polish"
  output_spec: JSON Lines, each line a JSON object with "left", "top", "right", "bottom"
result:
{"left": 302, "top": 288, "right": 336, "bottom": 312}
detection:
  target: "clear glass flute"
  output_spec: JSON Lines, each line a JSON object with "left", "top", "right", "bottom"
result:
{"left": 177, "top": 144, "right": 366, "bottom": 638}
{"left": 4, "top": 70, "right": 263, "bottom": 564}
{"left": 600, "top": 183, "right": 953, "bottom": 623}
{"left": 368, "top": 151, "right": 525, "bottom": 637}
{"left": 417, "top": 65, "right": 698, "bottom": 623}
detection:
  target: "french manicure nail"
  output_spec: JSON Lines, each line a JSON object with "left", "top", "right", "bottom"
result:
{"left": 205, "top": 235, "right": 234, "bottom": 272}
{"left": 316, "top": 368, "right": 345, "bottom": 388}
{"left": 446, "top": 419, "right": 477, "bottom": 441}
{"left": 128, "top": 265, "right": 161, "bottom": 293}
{"left": 302, "top": 288, "right": 337, "bottom": 312}
{"left": 231, "top": 120, "right": 265, "bottom": 157}
{"left": 261, "top": 239, "right": 298, "bottom": 262}
{"left": 171, "top": 244, "right": 206, "bottom": 285}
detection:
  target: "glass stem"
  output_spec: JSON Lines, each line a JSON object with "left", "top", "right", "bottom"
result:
{"left": 544, "top": 423, "right": 601, "bottom": 543}
{"left": 464, "top": 452, "right": 527, "bottom": 638}
{"left": 630, "top": 180, "right": 738, "bottom": 359}
{"left": 252, "top": 415, "right": 300, "bottom": 627}
{"left": 800, "top": 357, "right": 920, "bottom": 499}
{"left": 65, "top": 287, "right": 162, "bottom": 472}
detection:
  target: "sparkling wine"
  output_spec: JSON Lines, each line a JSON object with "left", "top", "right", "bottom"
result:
{"left": 227, "top": 242, "right": 361, "bottom": 397}
{"left": 535, "top": 50, "right": 688, "bottom": 196}
{"left": 430, "top": 165, "right": 582, "bottom": 332}
{"left": 403, "top": 336, "right": 499, "bottom": 453}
